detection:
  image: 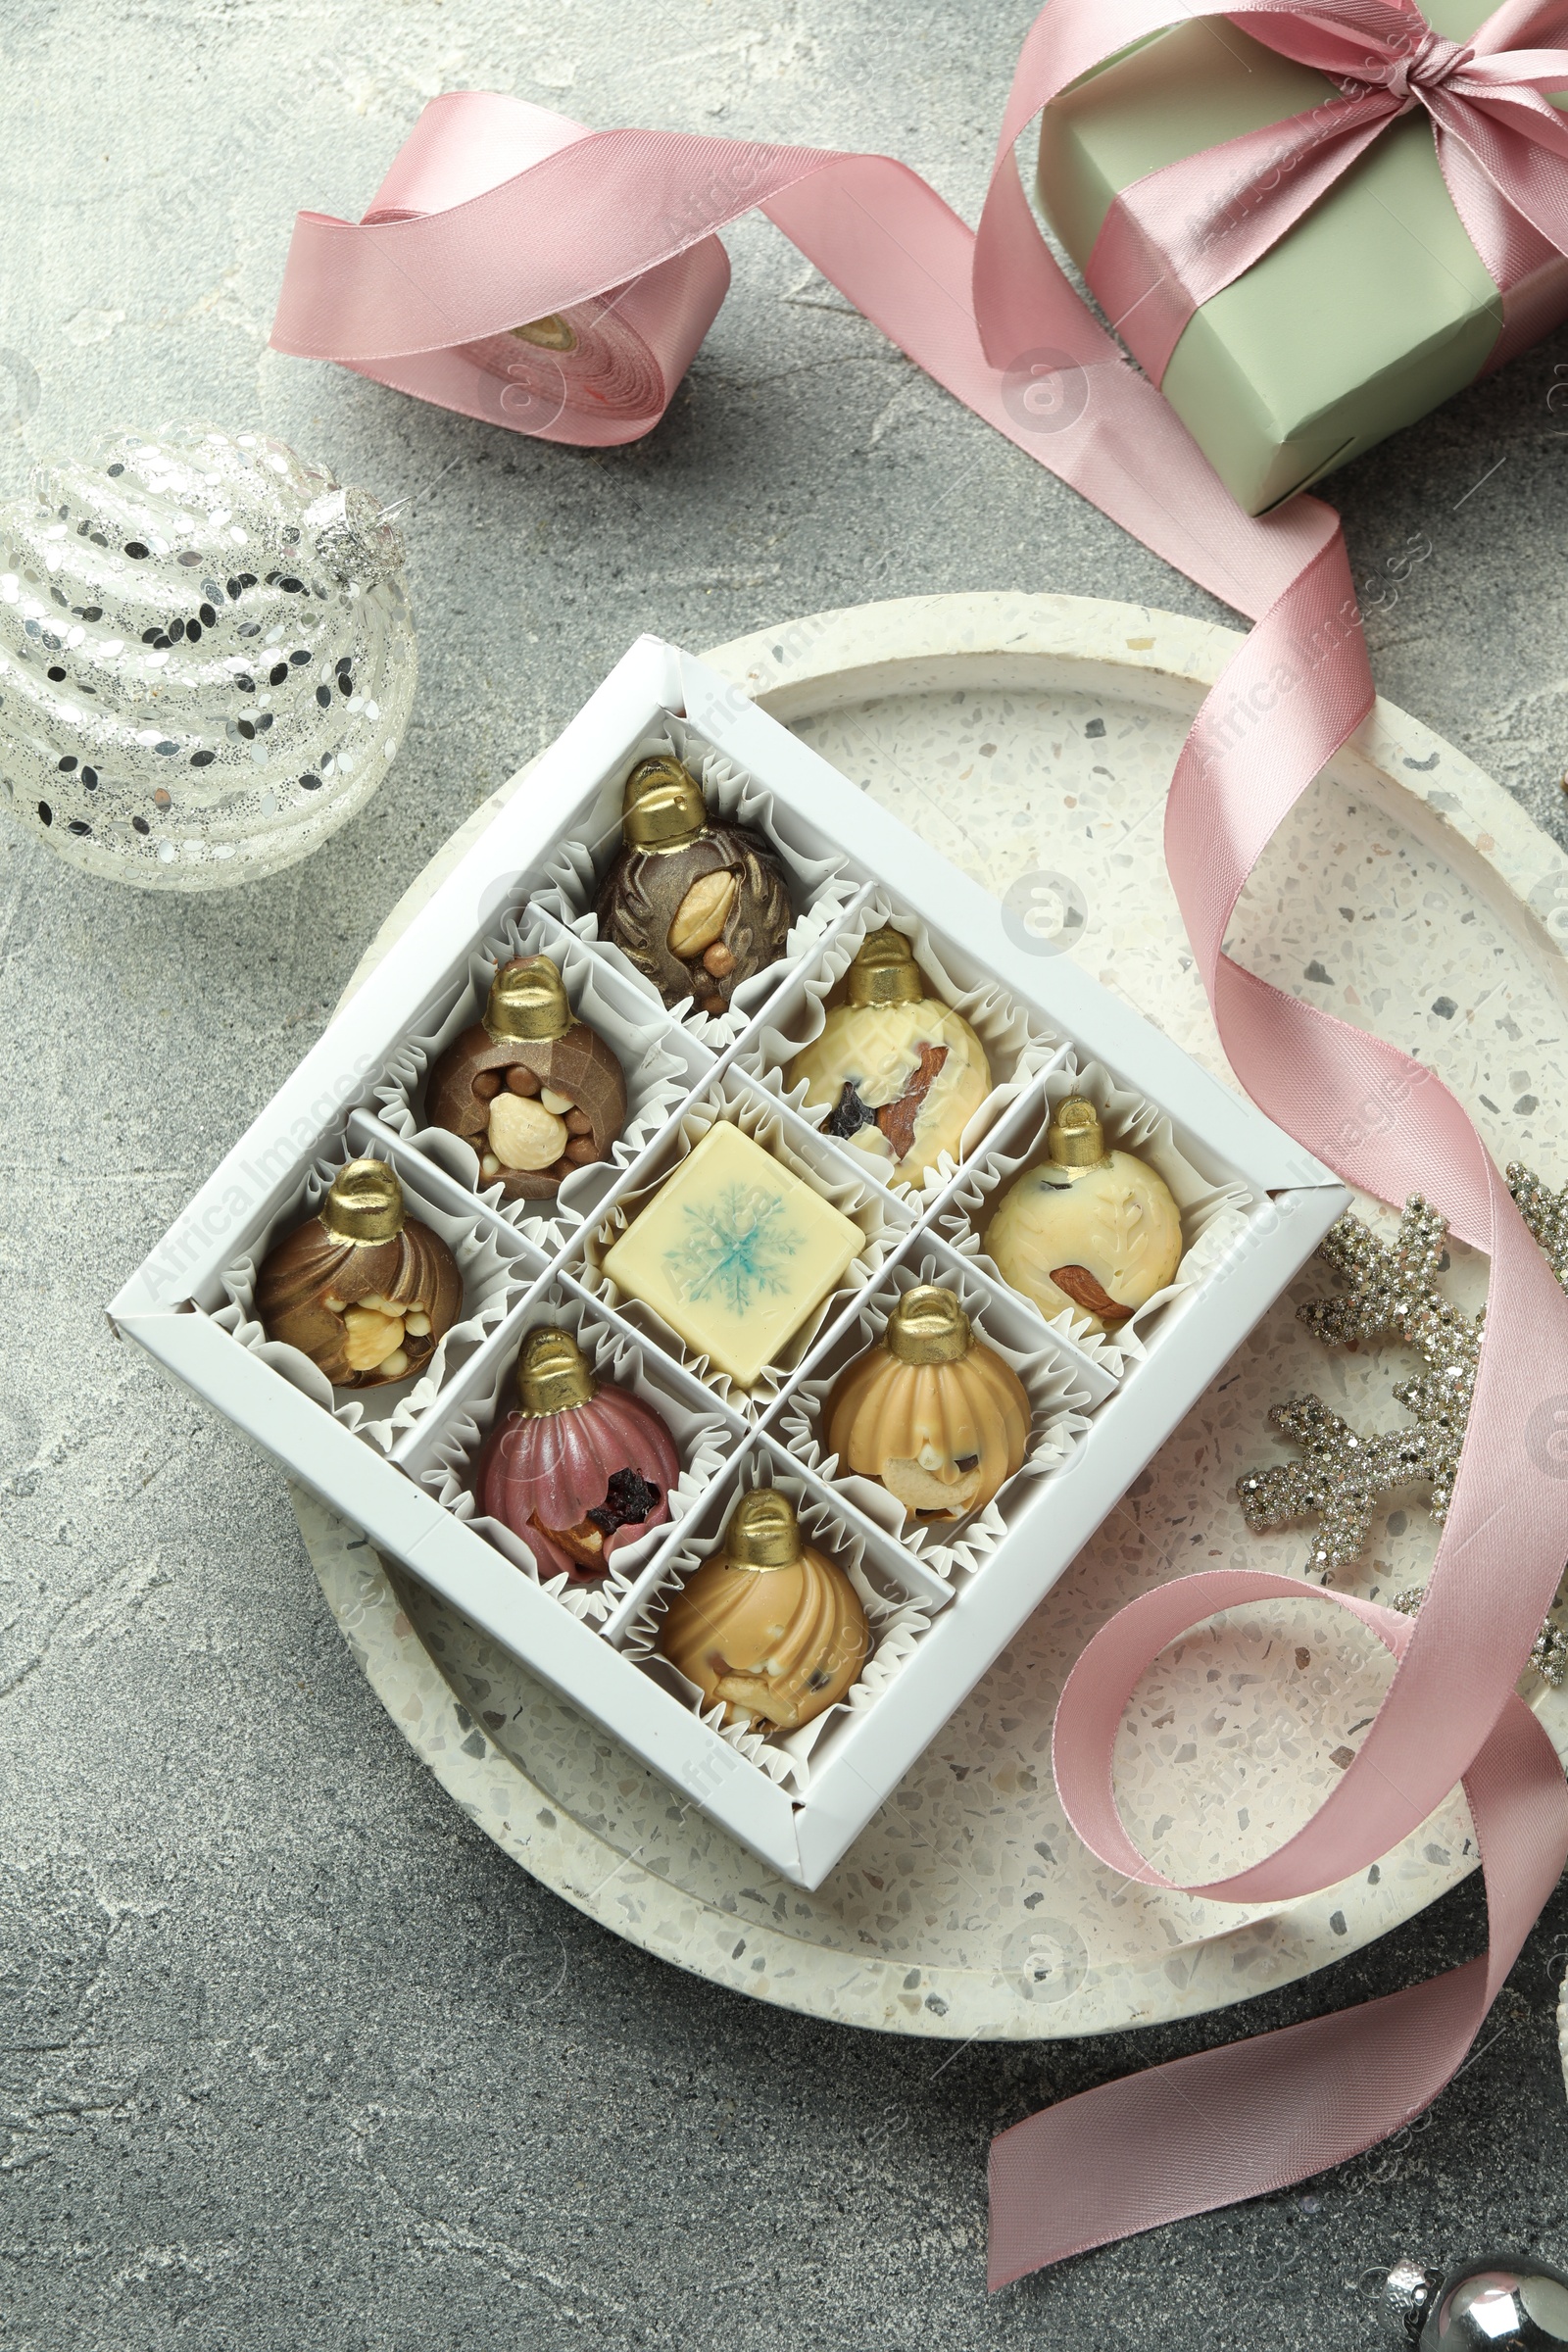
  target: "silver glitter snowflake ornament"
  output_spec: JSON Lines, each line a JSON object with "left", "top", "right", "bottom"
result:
{"left": 1506, "top": 1161, "right": 1568, "bottom": 1297}
{"left": 1239, "top": 1171, "right": 1568, "bottom": 1683}
{"left": 1237, "top": 1196, "right": 1479, "bottom": 1575}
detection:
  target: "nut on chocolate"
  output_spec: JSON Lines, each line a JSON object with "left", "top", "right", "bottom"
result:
{"left": 427, "top": 954, "right": 628, "bottom": 1201}
{"left": 255, "top": 1159, "right": 463, "bottom": 1390}
{"left": 595, "top": 756, "right": 791, "bottom": 1014}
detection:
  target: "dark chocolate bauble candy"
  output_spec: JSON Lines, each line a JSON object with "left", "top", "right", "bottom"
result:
{"left": 596, "top": 817, "right": 791, "bottom": 1013}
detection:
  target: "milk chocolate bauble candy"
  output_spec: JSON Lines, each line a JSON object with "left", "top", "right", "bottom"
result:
{"left": 595, "top": 756, "right": 792, "bottom": 1014}
{"left": 427, "top": 956, "right": 628, "bottom": 1201}
{"left": 987, "top": 1098, "right": 1183, "bottom": 1333}
{"left": 255, "top": 1159, "right": 462, "bottom": 1389}
{"left": 788, "top": 928, "right": 991, "bottom": 1186}
{"left": 659, "top": 1490, "right": 869, "bottom": 1732}
{"left": 826, "top": 1286, "right": 1030, "bottom": 1521}
{"left": 0, "top": 426, "right": 416, "bottom": 886}
{"left": 477, "top": 1328, "right": 679, "bottom": 1583}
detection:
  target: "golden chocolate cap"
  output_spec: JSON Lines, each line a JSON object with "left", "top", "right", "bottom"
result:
{"left": 516, "top": 1328, "right": 598, "bottom": 1416}
{"left": 723, "top": 1488, "right": 803, "bottom": 1570}
{"left": 321, "top": 1158, "right": 405, "bottom": 1245}
{"left": 1047, "top": 1097, "right": 1107, "bottom": 1168}
{"left": 621, "top": 756, "right": 708, "bottom": 852}
{"left": 847, "top": 927, "right": 924, "bottom": 1008}
{"left": 484, "top": 956, "right": 573, "bottom": 1044}
{"left": 886, "top": 1285, "right": 972, "bottom": 1365}
{"left": 510, "top": 313, "right": 578, "bottom": 353}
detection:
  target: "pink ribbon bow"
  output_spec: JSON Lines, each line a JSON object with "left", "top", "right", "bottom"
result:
{"left": 1088, "top": 0, "right": 1568, "bottom": 382}
{"left": 271, "top": 0, "right": 1568, "bottom": 2292}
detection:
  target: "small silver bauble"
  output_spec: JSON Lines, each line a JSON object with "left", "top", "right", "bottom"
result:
{"left": 1385, "top": 2255, "right": 1568, "bottom": 2348}
{"left": 0, "top": 425, "right": 416, "bottom": 887}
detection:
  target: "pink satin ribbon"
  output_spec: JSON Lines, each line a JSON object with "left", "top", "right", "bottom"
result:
{"left": 270, "top": 0, "right": 1568, "bottom": 2290}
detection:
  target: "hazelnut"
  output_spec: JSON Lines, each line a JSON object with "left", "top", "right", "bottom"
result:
{"left": 702, "top": 941, "right": 736, "bottom": 978}
{"left": 379, "top": 1348, "right": 411, "bottom": 1381}
{"left": 471, "top": 1069, "right": 503, "bottom": 1100}
{"left": 480, "top": 1152, "right": 501, "bottom": 1179}
{"left": 667, "top": 868, "right": 738, "bottom": 960}
{"left": 488, "top": 1092, "right": 569, "bottom": 1172}
{"left": 506, "top": 1065, "right": 542, "bottom": 1097}
{"left": 564, "top": 1136, "right": 600, "bottom": 1164}
{"left": 700, "top": 992, "right": 727, "bottom": 1014}
{"left": 540, "top": 1086, "right": 574, "bottom": 1115}
{"left": 564, "top": 1108, "right": 594, "bottom": 1136}
{"left": 342, "top": 1304, "right": 406, "bottom": 1371}
{"left": 405, "top": 1311, "right": 431, "bottom": 1337}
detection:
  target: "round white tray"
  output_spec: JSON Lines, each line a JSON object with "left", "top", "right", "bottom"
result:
{"left": 297, "top": 591, "right": 1568, "bottom": 2041}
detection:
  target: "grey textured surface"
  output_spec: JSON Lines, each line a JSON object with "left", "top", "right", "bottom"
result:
{"left": 4, "top": 3, "right": 1568, "bottom": 2346}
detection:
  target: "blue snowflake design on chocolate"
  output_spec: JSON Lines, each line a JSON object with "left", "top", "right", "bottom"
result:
{"left": 664, "top": 1184, "right": 805, "bottom": 1313}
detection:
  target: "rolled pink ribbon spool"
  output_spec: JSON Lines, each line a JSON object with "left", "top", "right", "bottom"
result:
{"left": 275, "top": 91, "right": 730, "bottom": 445}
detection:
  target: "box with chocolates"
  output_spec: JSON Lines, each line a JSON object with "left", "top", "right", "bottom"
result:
{"left": 109, "top": 633, "right": 1348, "bottom": 1887}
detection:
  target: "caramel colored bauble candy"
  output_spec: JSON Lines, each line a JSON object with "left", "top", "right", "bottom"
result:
{"left": 987, "top": 1098, "right": 1183, "bottom": 1332}
{"left": 826, "top": 1286, "right": 1030, "bottom": 1520}
{"left": 255, "top": 1159, "right": 464, "bottom": 1390}
{"left": 427, "top": 954, "right": 628, "bottom": 1201}
{"left": 659, "top": 1490, "right": 870, "bottom": 1732}
{"left": 788, "top": 928, "right": 991, "bottom": 1186}
{"left": 595, "top": 757, "right": 792, "bottom": 1013}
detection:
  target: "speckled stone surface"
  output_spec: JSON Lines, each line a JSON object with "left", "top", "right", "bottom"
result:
{"left": 9, "top": 2, "right": 1568, "bottom": 2345}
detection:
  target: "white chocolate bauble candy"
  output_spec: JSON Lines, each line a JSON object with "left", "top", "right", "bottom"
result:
{"left": 0, "top": 426, "right": 416, "bottom": 887}
{"left": 988, "top": 1143, "right": 1184, "bottom": 1332}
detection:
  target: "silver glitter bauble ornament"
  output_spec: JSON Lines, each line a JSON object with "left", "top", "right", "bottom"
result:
{"left": 0, "top": 426, "right": 416, "bottom": 887}
{"left": 1384, "top": 2254, "right": 1568, "bottom": 2347}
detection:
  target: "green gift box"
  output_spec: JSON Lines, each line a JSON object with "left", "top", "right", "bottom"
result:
{"left": 1036, "top": 0, "right": 1568, "bottom": 513}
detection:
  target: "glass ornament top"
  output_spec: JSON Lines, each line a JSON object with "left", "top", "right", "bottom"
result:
{"left": 0, "top": 426, "right": 416, "bottom": 887}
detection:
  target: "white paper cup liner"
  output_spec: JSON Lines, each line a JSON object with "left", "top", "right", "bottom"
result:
{"left": 371, "top": 901, "right": 697, "bottom": 1247}
{"left": 740, "top": 890, "right": 1063, "bottom": 1206}
{"left": 938, "top": 1055, "right": 1260, "bottom": 1374}
{"left": 211, "top": 1134, "right": 530, "bottom": 1452}
{"left": 622, "top": 1452, "right": 932, "bottom": 1797}
{"left": 776, "top": 1250, "right": 1093, "bottom": 1581}
{"left": 416, "top": 1280, "right": 735, "bottom": 1627}
{"left": 531, "top": 710, "right": 859, "bottom": 1048}
{"left": 575, "top": 1077, "right": 902, "bottom": 1415}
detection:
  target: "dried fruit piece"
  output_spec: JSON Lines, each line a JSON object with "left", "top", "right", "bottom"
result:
{"left": 877, "top": 1043, "right": 949, "bottom": 1161}
{"left": 585, "top": 1466, "right": 662, "bottom": 1537}
{"left": 823, "top": 1081, "right": 877, "bottom": 1141}
{"left": 1050, "top": 1263, "right": 1132, "bottom": 1324}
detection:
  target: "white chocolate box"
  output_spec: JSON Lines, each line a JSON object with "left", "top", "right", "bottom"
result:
{"left": 109, "top": 635, "right": 1349, "bottom": 1888}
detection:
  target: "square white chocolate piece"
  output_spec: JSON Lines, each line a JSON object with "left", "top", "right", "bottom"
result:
{"left": 602, "top": 1121, "right": 863, "bottom": 1386}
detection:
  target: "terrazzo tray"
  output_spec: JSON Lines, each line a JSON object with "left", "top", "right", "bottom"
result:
{"left": 293, "top": 593, "right": 1568, "bottom": 2034}
{"left": 108, "top": 625, "right": 1347, "bottom": 1890}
